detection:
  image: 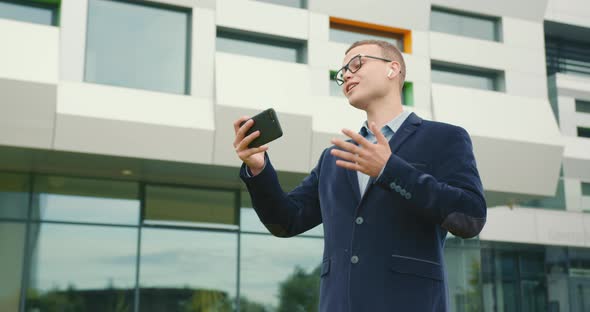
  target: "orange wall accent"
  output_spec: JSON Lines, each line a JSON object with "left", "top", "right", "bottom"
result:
{"left": 329, "top": 16, "right": 412, "bottom": 54}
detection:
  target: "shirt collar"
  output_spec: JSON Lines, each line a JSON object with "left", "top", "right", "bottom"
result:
{"left": 360, "top": 110, "right": 411, "bottom": 137}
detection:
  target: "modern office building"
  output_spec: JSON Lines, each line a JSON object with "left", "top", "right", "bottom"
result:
{"left": 0, "top": 0, "right": 589, "bottom": 311}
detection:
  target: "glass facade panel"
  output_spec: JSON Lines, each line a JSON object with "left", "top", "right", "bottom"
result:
{"left": 139, "top": 228, "right": 237, "bottom": 311}
{"left": 519, "top": 178, "right": 566, "bottom": 210}
{"left": 582, "top": 182, "right": 590, "bottom": 196}
{"left": 25, "top": 223, "right": 137, "bottom": 311}
{"left": 444, "top": 238, "right": 483, "bottom": 312}
{"left": 85, "top": 0, "right": 190, "bottom": 94}
{"left": 546, "top": 35, "right": 590, "bottom": 77}
{"left": 241, "top": 192, "right": 322, "bottom": 236}
{"left": 577, "top": 127, "right": 590, "bottom": 138}
{"left": 432, "top": 64, "right": 500, "bottom": 91}
{"left": 431, "top": 7, "right": 499, "bottom": 41}
{"left": 0, "top": 222, "right": 26, "bottom": 312}
{"left": 576, "top": 100, "right": 590, "bottom": 114}
{"left": 217, "top": 29, "right": 306, "bottom": 63}
{"left": 0, "top": 172, "right": 29, "bottom": 220}
{"left": 0, "top": 0, "right": 58, "bottom": 26}
{"left": 255, "top": 0, "right": 305, "bottom": 9}
{"left": 240, "top": 234, "right": 323, "bottom": 310}
{"left": 33, "top": 175, "right": 140, "bottom": 225}
{"left": 145, "top": 186, "right": 237, "bottom": 227}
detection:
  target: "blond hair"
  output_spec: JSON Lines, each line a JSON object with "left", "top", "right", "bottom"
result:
{"left": 345, "top": 40, "right": 406, "bottom": 91}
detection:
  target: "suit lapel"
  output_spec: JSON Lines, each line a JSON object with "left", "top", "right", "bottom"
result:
{"left": 347, "top": 165, "right": 362, "bottom": 203}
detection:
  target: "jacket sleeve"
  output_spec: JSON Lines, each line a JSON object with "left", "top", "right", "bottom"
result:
{"left": 239, "top": 151, "right": 325, "bottom": 237}
{"left": 375, "top": 127, "right": 486, "bottom": 238}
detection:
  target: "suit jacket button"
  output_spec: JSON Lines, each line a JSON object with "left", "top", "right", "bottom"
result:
{"left": 405, "top": 193, "right": 412, "bottom": 200}
{"left": 351, "top": 255, "right": 359, "bottom": 264}
{"left": 355, "top": 217, "right": 364, "bottom": 225}
{"left": 389, "top": 182, "right": 396, "bottom": 190}
{"left": 400, "top": 189, "right": 407, "bottom": 196}
{"left": 394, "top": 185, "right": 401, "bottom": 192}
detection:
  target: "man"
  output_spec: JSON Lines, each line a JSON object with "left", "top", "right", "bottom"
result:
{"left": 233, "top": 39, "right": 486, "bottom": 311}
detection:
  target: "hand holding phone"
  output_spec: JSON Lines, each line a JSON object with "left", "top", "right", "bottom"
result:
{"left": 238, "top": 108, "right": 283, "bottom": 148}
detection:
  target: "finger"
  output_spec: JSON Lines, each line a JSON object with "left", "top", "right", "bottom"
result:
{"left": 342, "top": 128, "right": 371, "bottom": 148}
{"left": 331, "top": 138, "right": 362, "bottom": 155}
{"left": 239, "top": 145, "right": 268, "bottom": 159}
{"left": 330, "top": 149, "right": 364, "bottom": 164}
{"left": 234, "top": 119, "right": 254, "bottom": 147}
{"left": 233, "top": 116, "right": 251, "bottom": 134}
{"left": 370, "top": 122, "right": 389, "bottom": 145}
{"left": 335, "top": 159, "right": 364, "bottom": 172}
{"left": 237, "top": 130, "right": 261, "bottom": 151}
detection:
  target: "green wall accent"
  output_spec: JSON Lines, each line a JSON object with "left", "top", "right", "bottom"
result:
{"left": 402, "top": 82, "right": 414, "bottom": 106}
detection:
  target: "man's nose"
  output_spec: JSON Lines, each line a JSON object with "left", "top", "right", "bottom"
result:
{"left": 343, "top": 69, "right": 354, "bottom": 82}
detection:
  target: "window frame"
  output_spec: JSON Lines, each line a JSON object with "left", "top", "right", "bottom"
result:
{"left": 431, "top": 61, "right": 504, "bottom": 92}
{"left": 430, "top": 6, "right": 502, "bottom": 42}
{"left": 329, "top": 16, "right": 412, "bottom": 54}
{"left": 0, "top": 0, "right": 60, "bottom": 26}
{"left": 216, "top": 27, "right": 307, "bottom": 64}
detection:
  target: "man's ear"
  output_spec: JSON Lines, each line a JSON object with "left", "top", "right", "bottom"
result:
{"left": 387, "top": 61, "right": 401, "bottom": 79}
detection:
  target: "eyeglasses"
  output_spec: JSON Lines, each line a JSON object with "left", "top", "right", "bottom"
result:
{"left": 334, "top": 54, "right": 393, "bottom": 86}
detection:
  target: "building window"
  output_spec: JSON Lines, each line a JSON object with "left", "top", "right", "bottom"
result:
{"left": 0, "top": 0, "right": 59, "bottom": 26}
{"left": 431, "top": 62, "right": 503, "bottom": 91}
{"left": 255, "top": 0, "right": 306, "bottom": 9}
{"left": 582, "top": 182, "right": 590, "bottom": 196}
{"left": 329, "top": 70, "right": 414, "bottom": 106}
{"left": 545, "top": 22, "right": 590, "bottom": 78}
{"left": 576, "top": 100, "right": 590, "bottom": 114}
{"left": 577, "top": 127, "right": 590, "bottom": 138}
{"left": 217, "top": 28, "right": 306, "bottom": 64}
{"left": 329, "top": 17, "right": 411, "bottom": 53}
{"left": 85, "top": 0, "right": 191, "bottom": 94}
{"left": 430, "top": 7, "right": 501, "bottom": 42}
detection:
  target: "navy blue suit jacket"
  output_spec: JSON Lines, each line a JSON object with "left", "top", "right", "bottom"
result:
{"left": 240, "top": 112, "right": 487, "bottom": 312}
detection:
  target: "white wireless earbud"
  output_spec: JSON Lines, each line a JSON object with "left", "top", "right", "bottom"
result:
{"left": 387, "top": 69, "right": 394, "bottom": 78}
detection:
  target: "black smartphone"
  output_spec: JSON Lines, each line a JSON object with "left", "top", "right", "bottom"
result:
{"left": 239, "top": 108, "right": 283, "bottom": 148}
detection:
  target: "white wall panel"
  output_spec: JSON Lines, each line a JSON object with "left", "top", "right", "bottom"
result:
{"left": 504, "top": 71, "right": 548, "bottom": 99}
{"left": 481, "top": 207, "right": 589, "bottom": 248}
{"left": 432, "top": 84, "right": 563, "bottom": 196}
{"left": 545, "top": 0, "right": 590, "bottom": 28}
{"left": 191, "top": 8, "right": 216, "bottom": 98}
{"left": 216, "top": 0, "right": 308, "bottom": 40}
{"left": 563, "top": 136, "right": 590, "bottom": 180}
{"left": 57, "top": 82, "right": 214, "bottom": 130}
{"left": 59, "top": 0, "right": 88, "bottom": 82}
{"left": 0, "top": 19, "right": 58, "bottom": 84}
{"left": 215, "top": 52, "right": 314, "bottom": 115}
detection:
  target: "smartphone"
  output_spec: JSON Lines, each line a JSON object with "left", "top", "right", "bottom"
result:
{"left": 239, "top": 108, "right": 283, "bottom": 148}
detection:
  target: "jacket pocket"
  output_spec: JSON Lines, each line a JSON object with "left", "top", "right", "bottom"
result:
{"left": 391, "top": 254, "right": 443, "bottom": 281}
{"left": 320, "top": 258, "right": 330, "bottom": 277}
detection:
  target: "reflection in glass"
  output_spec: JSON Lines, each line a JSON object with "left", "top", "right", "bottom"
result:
{"left": 0, "top": 0, "right": 58, "bottom": 26}
{"left": 217, "top": 30, "right": 306, "bottom": 63}
{"left": 241, "top": 201, "right": 323, "bottom": 236}
{"left": 145, "top": 186, "right": 237, "bottom": 228}
{"left": 0, "top": 172, "right": 29, "bottom": 220}
{"left": 25, "top": 223, "right": 137, "bottom": 311}
{"left": 33, "top": 175, "right": 140, "bottom": 225}
{"left": 431, "top": 8, "right": 499, "bottom": 42}
{"left": 85, "top": 0, "right": 191, "bottom": 94}
{"left": 444, "top": 238, "right": 482, "bottom": 311}
{"left": 240, "top": 234, "right": 322, "bottom": 310}
{"left": 139, "top": 228, "right": 237, "bottom": 311}
{"left": 0, "top": 222, "right": 26, "bottom": 312}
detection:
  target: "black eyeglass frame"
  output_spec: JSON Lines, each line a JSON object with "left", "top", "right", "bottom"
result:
{"left": 334, "top": 54, "right": 393, "bottom": 85}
